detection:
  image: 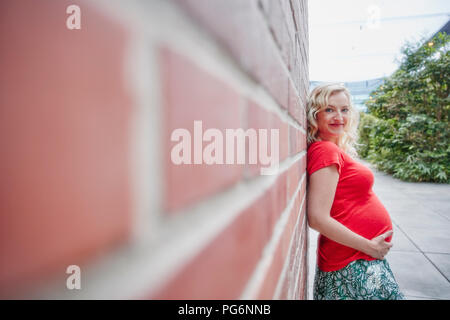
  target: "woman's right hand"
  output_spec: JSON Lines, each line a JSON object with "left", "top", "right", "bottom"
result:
{"left": 367, "top": 230, "right": 394, "bottom": 260}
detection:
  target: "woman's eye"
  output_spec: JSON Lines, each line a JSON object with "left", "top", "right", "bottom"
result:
{"left": 342, "top": 108, "right": 349, "bottom": 112}
{"left": 325, "top": 108, "right": 333, "bottom": 112}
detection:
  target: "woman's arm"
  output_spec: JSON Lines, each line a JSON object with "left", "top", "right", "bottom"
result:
{"left": 307, "top": 165, "right": 392, "bottom": 260}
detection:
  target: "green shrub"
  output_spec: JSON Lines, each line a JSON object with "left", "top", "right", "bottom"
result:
{"left": 358, "top": 113, "right": 449, "bottom": 183}
{"left": 358, "top": 32, "right": 449, "bottom": 183}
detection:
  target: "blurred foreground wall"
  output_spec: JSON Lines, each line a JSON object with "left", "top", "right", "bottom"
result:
{"left": 0, "top": 0, "right": 309, "bottom": 299}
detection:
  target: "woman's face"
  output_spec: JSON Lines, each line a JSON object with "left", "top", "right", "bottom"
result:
{"left": 316, "top": 91, "right": 350, "bottom": 144}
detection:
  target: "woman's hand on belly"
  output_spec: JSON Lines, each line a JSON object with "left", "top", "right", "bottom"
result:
{"left": 366, "top": 230, "right": 394, "bottom": 260}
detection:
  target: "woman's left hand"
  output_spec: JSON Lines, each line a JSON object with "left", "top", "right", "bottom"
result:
{"left": 367, "top": 230, "right": 394, "bottom": 260}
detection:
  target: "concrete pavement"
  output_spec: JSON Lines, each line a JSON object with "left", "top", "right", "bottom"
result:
{"left": 307, "top": 159, "right": 450, "bottom": 300}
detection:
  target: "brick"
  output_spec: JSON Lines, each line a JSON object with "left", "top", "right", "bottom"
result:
{"left": 265, "top": 58, "right": 290, "bottom": 111}
{"left": 180, "top": 0, "right": 291, "bottom": 110}
{"left": 296, "top": 231, "right": 308, "bottom": 299}
{"left": 290, "top": 216, "right": 307, "bottom": 300}
{"left": 279, "top": 209, "right": 305, "bottom": 300}
{"left": 0, "top": 0, "right": 132, "bottom": 295}
{"left": 283, "top": 196, "right": 300, "bottom": 258}
{"left": 290, "top": 0, "right": 306, "bottom": 36}
{"left": 300, "top": 153, "right": 307, "bottom": 173}
{"left": 161, "top": 47, "right": 243, "bottom": 213}
{"left": 288, "top": 80, "right": 303, "bottom": 125}
{"left": 278, "top": 275, "right": 290, "bottom": 300}
{"left": 268, "top": 171, "right": 288, "bottom": 232}
{"left": 256, "top": 188, "right": 301, "bottom": 299}
{"left": 246, "top": 100, "right": 271, "bottom": 177}
{"left": 289, "top": 125, "right": 305, "bottom": 156}
{"left": 153, "top": 169, "right": 287, "bottom": 299}
{"left": 281, "top": 0, "right": 297, "bottom": 42}
{"left": 257, "top": 0, "right": 271, "bottom": 17}
{"left": 256, "top": 238, "right": 285, "bottom": 299}
{"left": 270, "top": 113, "right": 289, "bottom": 162}
{"left": 248, "top": 27, "right": 290, "bottom": 111}
{"left": 291, "top": 34, "right": 303, "bottom": 92}
{"left": 266, "top": 0, "right": 292, "bottom": 70}
{"left": 289, "top": 125, "right": 297, "bottom": 156}
{"left": 289, "top": 33, "right": 299, "bottom": 89}
{"left": 246, "top": 105, "right": 290, "bottom": 177}
{"left": 178, "top": 0, "right": 259, "bottom": 81}
{"left": 152, "top": 190, "right": 273, "bottom": 299}
{"left": 288, "top": 160, "right": 301, "bottom": 201}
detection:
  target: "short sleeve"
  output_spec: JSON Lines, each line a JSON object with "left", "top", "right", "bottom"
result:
{"left": 307, "top": 141, "right": 343, "bottom": 176}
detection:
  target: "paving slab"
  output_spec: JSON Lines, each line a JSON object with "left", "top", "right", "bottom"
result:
{"left": 400, "top": 227, "right": 450, "bottom": 254}
{"left": 389, "top": 209, "right": 450, "bottom": 231}
{"left": 388, "top": 251, "right": 450, "bottom": 300}
{"left": 425, "top": 253, "right": 450, "bottom": 281}
{"left": 390, "top": 224, "right": 419, "bottom": 253}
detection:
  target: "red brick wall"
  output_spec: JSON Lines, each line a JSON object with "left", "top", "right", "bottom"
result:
{"left": 0, "top": 0, "right": 309, "bottom": 299}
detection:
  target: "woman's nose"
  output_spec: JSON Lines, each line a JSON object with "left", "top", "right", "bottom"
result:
{"left": 334, "top": 112, "right": 343, "bottom": 121}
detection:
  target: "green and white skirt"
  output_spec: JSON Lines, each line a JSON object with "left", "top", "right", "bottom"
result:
{"left": 313, "top": 259, "right": 405, "bottom": 300}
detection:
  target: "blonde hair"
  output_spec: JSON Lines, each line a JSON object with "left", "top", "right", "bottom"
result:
{"left": 306, "top": 83, "right": 360, "bottom": 158}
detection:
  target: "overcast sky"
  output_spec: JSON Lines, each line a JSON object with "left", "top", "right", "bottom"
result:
{"left": 308, "top": 0, "right": 450, "bottom": 82}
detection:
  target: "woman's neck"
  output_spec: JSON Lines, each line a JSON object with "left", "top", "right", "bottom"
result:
{"left": 317, "top": 136, "right": 339, "bottom": 146}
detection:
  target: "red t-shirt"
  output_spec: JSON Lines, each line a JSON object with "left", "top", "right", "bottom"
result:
{"left": 307, "top": 140, "right": 393, "bottom": 272}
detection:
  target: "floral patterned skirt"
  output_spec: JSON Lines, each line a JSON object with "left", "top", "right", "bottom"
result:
{"left": 313, "top": 259, "right": 405, "bottom": 300}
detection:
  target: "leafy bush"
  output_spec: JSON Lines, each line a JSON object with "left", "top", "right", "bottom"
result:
{"left": 358, "top": 113, "right": 449, "bottom": 182}
{"left": 358, "top": 32, "right": 449, "bottom": 183}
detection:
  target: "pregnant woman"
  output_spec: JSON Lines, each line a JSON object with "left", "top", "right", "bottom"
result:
{"left": 306, "top": 83, "right": 405, "bottom": 300}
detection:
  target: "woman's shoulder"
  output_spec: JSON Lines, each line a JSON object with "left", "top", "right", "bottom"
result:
{"left": 307, "top": 140, "right": 345, "bottom": 175}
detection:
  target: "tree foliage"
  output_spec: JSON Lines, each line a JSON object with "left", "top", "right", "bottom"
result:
{"left": 358, "top": 32, "right": 449, "bottom": 183}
